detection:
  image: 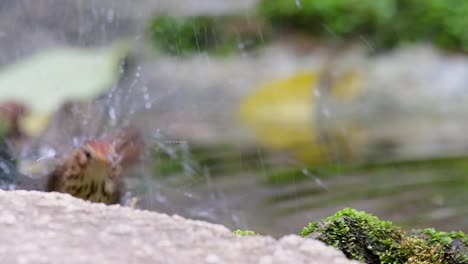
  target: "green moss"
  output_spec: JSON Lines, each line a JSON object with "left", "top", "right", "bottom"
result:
{"left": 300, "top": 208, "right": 402, "bottom": 263}
{"left": 148, "top": 15, "right": 269, "bottom": 56}
{"left": 258, "top": 0, "right": 468, "bottom": 51}
{"left": 412, "top": 228, "right": 468, "bottom": 263}
{"left": 233, "top": 229, "right": 258, "bottom": 236}
{"left": 300, "top": 208, "right": 467, "bottom": 263}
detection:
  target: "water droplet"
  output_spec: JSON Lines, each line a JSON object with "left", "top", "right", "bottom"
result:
{"left": 314, "top": 177, "right": 329, "bottom": 190}
{"left": 314, "top": 89, "right": 321, "bottom": 98}
{"left": 109, "top": 107, "right": 117, "bottom": 121}
{"left": 321, "top": 107, "right": 330, "bottom": 117}
{"left": 0, "top": 162, "right": 10, "bottom": 174}
{"left": 106, "top": 9, "right": 114, "bottom": 23}
{"left": 184, "top": 192, "right": 194, "bottom": 198}
{"left": 46, "top": 149, "right": 56, "bottom": 158}
{"left": 155, "top": 193, "right": 168, "bottom": 203}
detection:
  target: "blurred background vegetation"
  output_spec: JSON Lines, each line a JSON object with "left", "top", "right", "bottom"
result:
{"left": 149, "top": 0, "right": 468, "bottom": 55}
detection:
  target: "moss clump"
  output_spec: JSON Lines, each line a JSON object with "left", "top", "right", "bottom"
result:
{"left": 258, "top": 0, "right": 468, "bottom": 51}
{"left": 408, "top": 228, "right": 468, "bottom": 264}
{"left": 300, "top": 208, "right": 467, "bottom": 264}
{"left": 301, "top": 208, "right": 403, "bottom": 263}
{"left": 233, "top": 229, "right": 258, "bottom": 236}
{"left": 148, "top": 15, "right": 269, "bottom": 56}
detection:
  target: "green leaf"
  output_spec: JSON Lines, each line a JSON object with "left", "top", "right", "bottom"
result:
{"left": 0, "top": 41, "right": 129, "bottom": 114}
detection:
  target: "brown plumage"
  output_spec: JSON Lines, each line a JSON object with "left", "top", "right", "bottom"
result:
{"left": 46, "top": 128, "right": 144, "bottom": 204}
{"left": 46, "top": 139, "right": 123, "bottom": 204}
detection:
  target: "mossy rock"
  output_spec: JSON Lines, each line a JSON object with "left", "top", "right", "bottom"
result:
{"left": 300, "top": 208, "right": 467, "bottom": 263}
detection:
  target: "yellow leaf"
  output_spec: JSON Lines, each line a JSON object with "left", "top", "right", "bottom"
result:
{"left": 239, "top": 70, "right": 365, "bottom": 164}
{"left": 239, "top": 72, "right": 330, "bottom": 164}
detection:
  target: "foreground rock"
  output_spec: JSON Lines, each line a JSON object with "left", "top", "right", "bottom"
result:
{"left": 0, "top": 191, "right": 358, "bottom": 264}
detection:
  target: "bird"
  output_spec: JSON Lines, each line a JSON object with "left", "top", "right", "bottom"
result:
{"left": 45, "top": 127, "right": 144, "bottom": 205}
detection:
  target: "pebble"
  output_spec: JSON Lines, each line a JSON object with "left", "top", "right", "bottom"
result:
{"left": 205, "top": 254, "right": 221, "bottom": 263}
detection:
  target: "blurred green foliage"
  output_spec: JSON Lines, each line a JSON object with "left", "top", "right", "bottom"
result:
{"left": 148, "top": 15, "right": 268, "bottom": 56}
{"left": 0, "top": 120, "right": 10, "bottom": 139}
{"left": 148, "top": 16, "right": 216, "bottom": 56}
{"left": 264, "top": 156, "right": 468, "bottom": 185}
{"left": 258, "top": 0, "right": 468, "bottom": 51}
{"left": 151, "top": 144, "right": 269, "bottom": 178}
{"left": 301, "top": 208, "right": 467, "bottom": 263}
{"left": 148, "top": 1, "right": 468, "bottom": 55}
{"left": 258, "top": 0, "right": 394, "bottom": 37}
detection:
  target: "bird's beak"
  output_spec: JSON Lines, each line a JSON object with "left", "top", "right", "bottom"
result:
{"left": 93, "top": 149, "right": 110, "bottom": 163}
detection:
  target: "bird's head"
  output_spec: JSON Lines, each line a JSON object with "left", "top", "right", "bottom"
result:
{"left": 81, "top": 139, "right": 118, "bottom": 168}
{"left": 51, "top": 139, "right": 121, "bottom": 204}
{"left": 72, "top": 139, "right": 122, "bottom": 188}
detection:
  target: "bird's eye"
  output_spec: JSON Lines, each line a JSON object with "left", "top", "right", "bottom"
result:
{"left": 83, "top": 150, "right": 92, "bottom": 159}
